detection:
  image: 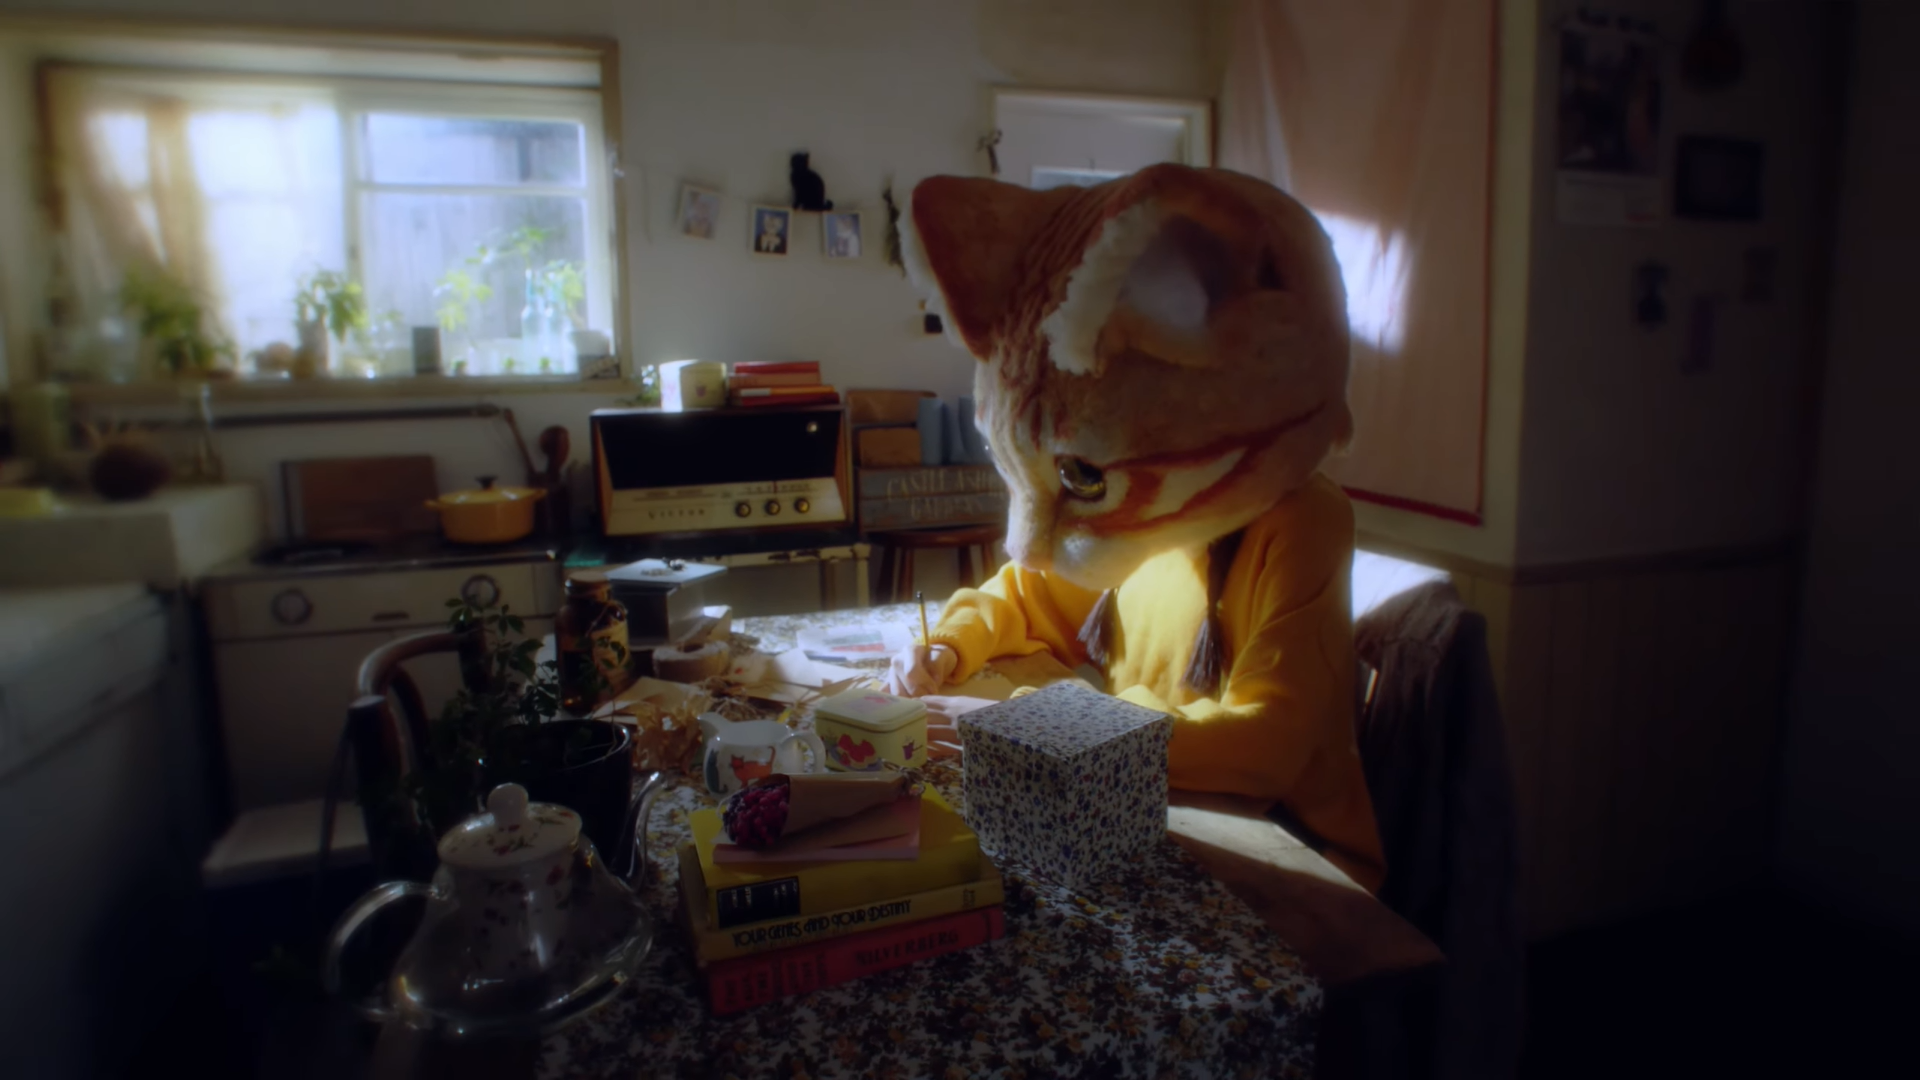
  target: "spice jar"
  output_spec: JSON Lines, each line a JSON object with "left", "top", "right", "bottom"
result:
{"left": 557, "top": 570, "right": 630, "bottom": 714}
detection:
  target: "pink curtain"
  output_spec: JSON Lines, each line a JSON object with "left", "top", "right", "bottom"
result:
{"left": 1221, "top": 0, "right": 1496, "bottom": 521}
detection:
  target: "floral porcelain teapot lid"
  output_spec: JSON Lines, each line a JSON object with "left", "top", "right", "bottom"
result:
{"left": 437, "top": 783, "right": 581, "bottom": 871}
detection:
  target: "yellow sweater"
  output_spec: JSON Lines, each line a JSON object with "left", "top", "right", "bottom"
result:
{"left": 932, "top": 474, "right": 1385, "bottom": 892}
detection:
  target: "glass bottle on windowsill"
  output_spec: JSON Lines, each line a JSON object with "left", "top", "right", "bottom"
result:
{"left": 520, "top": 269, "right": 543, "bottom": 363}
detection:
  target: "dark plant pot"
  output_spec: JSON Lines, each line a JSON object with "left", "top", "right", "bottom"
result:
{"left": 490, "top": 720, "right": 638, "bottom": 877}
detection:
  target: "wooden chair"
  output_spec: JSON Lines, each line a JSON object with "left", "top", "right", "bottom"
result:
{"left": 326, "top": 630, "right": 487, "bottom": 882}
{"left": 870, "top": 524, "right": 1004, "bottom": 603}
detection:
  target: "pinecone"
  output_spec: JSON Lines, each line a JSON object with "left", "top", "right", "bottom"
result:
{"left": 722, "top": 781, "right": 791, "bottom": 849}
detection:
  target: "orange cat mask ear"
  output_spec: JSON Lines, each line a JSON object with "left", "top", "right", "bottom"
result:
{"left": 903, "top": 166, "right": 1347, "bottom": 381}
{"left": 901, "top": 176, "right": 1068, "bottom": 360}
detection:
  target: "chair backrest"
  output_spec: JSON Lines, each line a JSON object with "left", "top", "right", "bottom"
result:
{"left": 1351, "top": 579, "right": 1523, "bottom": 1080}
{"left": 335, "top": 629, "right": 483, "bottom": 881}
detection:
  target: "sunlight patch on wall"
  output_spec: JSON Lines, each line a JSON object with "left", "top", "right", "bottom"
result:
{"left": 1316, "top": 211, "right": 1409, "bottom": 354}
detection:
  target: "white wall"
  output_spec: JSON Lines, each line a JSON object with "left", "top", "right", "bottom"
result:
{"left": 1776, "top": 1, "right": 1920, "bottom": 940}
{"left": 0, "top": 0, "right": 1225, "bottom": 532}
{"left": 1512, "top": 0, "right": 1844, "bottom": 566}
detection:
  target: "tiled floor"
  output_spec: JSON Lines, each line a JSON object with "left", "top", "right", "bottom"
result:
{"left": 1522, "top": 889, "right": 1917, "bottom": 1079}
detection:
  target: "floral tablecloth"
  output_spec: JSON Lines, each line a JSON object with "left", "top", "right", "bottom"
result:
{"left": 538, "top": 606, "right": 1322, "bottom": 1079}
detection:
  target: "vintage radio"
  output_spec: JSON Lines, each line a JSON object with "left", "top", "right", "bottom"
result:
{"left": 590, "top": 405, "right": 849, "bottom": 537}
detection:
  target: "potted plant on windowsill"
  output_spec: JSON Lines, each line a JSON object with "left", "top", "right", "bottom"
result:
{"left": 120, "top": 265, "right": 236, "bottom": 379}
{"left": 292, "top": 270, "right": 369, "bottom": 378}
{"left": 366, "top": 595, "right": 640, "bottom": 880}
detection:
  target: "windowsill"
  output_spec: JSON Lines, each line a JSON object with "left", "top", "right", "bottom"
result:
{"left": 66, "top": 373, "right": 646, "bottom": 406}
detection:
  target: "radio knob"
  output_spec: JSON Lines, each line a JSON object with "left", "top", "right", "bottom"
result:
{"left": 764, "top": 499, "right": 782, "bottom": 516}
{"left": 735, "top": 501, "right": 752, "bottom": 518}
{"left": 794, "top": 497, "right": 811, "bottom": 514}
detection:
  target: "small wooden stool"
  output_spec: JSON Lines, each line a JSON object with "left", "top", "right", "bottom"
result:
{"left": 871, "top": 525, "right": 1004, "bottom": 604}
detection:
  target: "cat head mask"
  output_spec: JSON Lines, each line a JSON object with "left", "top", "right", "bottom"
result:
{"left": 902, "top": 164, "right": 1352, "bottom": 590}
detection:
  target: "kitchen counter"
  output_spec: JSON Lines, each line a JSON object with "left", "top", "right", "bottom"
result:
{"left": 0, "top": 482, "right": 262, "bottom": 589}
{"left": 201, "top": 534, "right": 558, "bottom": 582}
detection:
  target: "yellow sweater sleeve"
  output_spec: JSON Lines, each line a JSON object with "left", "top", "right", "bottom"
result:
{"left": 1117, "top": 488, "right": 1355, "bottom": 807}
{"left": 929, "top": 561, "right": 1101, "bottom": 683}
{"left": 1115, "top": 574, "right": 1348, "bottom": 804}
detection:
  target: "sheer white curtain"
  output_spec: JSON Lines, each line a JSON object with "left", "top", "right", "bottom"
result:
{"left": 44, "top": 67, "right": 344, "bottom": 368}
{"left": 1221, "top": 0, "right": 1496, "bottom": 521}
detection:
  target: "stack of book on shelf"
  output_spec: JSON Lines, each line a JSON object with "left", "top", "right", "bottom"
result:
{"left": 728, "top": 361, "right": 838, "bottom": 408}
{"left": 678, "top": 784, "right": 1005, "bottom": 1014}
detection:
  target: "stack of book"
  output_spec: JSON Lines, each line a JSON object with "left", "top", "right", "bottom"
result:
{"left": 677, "top": 789, "right": 1005, "bottom": 1014}
{"left": 728, "top": 361, "right": 838, "bottom": 408}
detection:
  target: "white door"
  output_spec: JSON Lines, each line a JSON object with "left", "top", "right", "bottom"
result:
{"left": 993, "top": 89, "right": 1212, "bottom": 190}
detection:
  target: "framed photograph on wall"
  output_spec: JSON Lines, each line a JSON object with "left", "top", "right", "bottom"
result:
{"left": 1674, "top": 136, "right": 1764, "bottom": 221}
{"left": 822, "top": 210, "right": 861, "bottom": 259}
{"left": 750, "top": 204, "right": 791, "bottom": 256}
{"left": 677, "top": 183, "right": 721, "bottom": 239}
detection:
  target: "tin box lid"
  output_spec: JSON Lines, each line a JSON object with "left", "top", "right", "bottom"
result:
{"left": 813, "top": 688, "right": 928, "bottom": 732}
{"left": 605, "top": 558, "right": 726, "bottom": 593}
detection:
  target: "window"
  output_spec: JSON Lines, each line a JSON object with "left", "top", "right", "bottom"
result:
{"left": 34, "top": 36, "right": 616, "bottom": 383}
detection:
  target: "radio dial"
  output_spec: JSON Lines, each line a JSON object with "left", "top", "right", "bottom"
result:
{"left": 734, "top": 501, "right": 752, "bottom": 518}
{"left": 764, "top": 499, "right": 781, "bottom": 516}
{"left": 794, "top": 497, "right": 811, "bottom": 514}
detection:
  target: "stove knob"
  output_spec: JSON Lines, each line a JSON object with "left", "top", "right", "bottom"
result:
{"left": 764, "top": 499, "right": 782, "bottom": 516}
{"left": 735, "top": 501, "right": 752, "bottom": 518}
{"left": 271, "top": 588, "right": 313, "bottom": 626}
{"left": 794, "top": 497, "right": 812, "bottom": 514}
{"left": 461, "top": 574, "right": 500, "bottom": 608}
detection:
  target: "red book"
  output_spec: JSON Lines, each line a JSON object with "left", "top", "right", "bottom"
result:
{"left": 734, "top": 361, "right": 821, "bottom": 376}
{"left": 706, "top": 905, "right": 1004, "bottom": 1014}
{"left": 730, "top": 372, "right": 823, "bottom": 389}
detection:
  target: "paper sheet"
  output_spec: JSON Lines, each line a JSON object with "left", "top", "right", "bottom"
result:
{"left": 795, "top": 623, "right": 913, "bottom": 664}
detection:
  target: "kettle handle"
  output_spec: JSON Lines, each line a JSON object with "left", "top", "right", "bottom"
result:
{"left": 623, "top": 770, "right": 669, "bottom": 891}
{"left": 323, "top": 879, "right": 435, "bottom": 1022}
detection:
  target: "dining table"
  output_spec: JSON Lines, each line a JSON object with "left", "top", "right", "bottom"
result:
{"left": 372, "top": 602, "right": 1440, "bottom": 1080}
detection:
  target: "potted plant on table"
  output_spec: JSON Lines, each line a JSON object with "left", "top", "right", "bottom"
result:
{"left": 369, "top": 596, "right": 640, "bottom": 879}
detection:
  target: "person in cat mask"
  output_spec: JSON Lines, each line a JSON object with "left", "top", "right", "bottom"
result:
{"left": 885, "top": 164, "right": 1384, "bottom": 890}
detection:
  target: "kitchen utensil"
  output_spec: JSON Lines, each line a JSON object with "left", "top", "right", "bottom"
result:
{"left": 425, "top": 476, "right": 546, "bottom": 544}
{"left": 537, "top": 425, "right": 572, "bottom": 539}
{"left": 538, "top": 425, "right": 570, "bottom": 486}
{"left": 502, "top": 407, "right": 538, "bottom": 483}
{"left": 283, "top": 455, "right": 439, "bottom": 541}
{"left": 323, "top": 778, "right": 666, "bottom": 1035}
{"left": 698, "top": 713, "right": 826, "bottom": 796}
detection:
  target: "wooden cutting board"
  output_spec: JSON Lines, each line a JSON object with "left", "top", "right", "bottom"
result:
{"left": 283, "top": 455, "right": 440, "bottom": 541}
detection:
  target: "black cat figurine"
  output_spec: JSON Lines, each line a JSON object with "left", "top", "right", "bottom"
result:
{"left": 790, "top": 152, "right": 833, "bottom": 211}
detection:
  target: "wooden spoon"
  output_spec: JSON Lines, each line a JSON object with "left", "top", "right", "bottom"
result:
{"left": 502, "top": 408, "right": 538, "bottom": 485}
{"left": 538, "top": 425, "right": 570, "bottom": 487}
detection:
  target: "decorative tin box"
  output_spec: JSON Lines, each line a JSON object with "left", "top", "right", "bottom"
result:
{"left": 812, "top": 688, "right": 929, "bottom": 771}
{"left": 957, "top": 683, "right": 1173, "bottom": 889}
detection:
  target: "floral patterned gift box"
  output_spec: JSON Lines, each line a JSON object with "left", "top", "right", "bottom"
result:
{"left": 957, "top": 683, "right": 1173, "bottom": 890}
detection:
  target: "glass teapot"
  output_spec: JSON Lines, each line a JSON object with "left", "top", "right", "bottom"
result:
{"left": 324, "top": 774, "right": 666, "bottom": 1035}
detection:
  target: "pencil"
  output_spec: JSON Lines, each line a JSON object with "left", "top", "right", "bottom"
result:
{"left": 917, "top": 590, "right": 930, "bottom": 646}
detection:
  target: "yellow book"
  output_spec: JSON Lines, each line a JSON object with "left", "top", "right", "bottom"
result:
{"left": 690, "top": 790, "right": 981, "bottom": 929}
{"left": 676, "top": 844, "right": 1005, "bottom": 965}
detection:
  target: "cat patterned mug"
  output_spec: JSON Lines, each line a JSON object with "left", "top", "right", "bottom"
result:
{"left": 697, "top": 713, "right": 826, "bottom": 796}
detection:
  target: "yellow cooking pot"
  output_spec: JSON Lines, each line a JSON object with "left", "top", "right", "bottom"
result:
{"left": 426, "top": 476, "right": 546, "bottom": 544}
